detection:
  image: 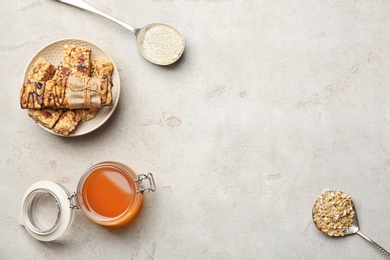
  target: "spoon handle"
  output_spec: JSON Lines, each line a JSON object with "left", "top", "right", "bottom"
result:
{"left": 54, "top": 0, "right": 138, "bottom": 34}
{"left": 357, "top": 231, "right": 390, "bottom": 257}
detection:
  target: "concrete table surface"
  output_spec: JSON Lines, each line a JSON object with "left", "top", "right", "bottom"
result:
{"left": 1, "top": 0, "right": 390, "bottom": 259}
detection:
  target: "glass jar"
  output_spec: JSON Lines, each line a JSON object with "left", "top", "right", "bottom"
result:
{"left": 19, "top": 161, "right": 156, "bottom": 241}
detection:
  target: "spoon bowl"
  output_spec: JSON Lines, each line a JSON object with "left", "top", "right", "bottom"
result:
{"left": 135, "top": 23, "right": 185, "bottom": 66}
{"left": 55, "top": 0, "right": 185, "bottom": 66}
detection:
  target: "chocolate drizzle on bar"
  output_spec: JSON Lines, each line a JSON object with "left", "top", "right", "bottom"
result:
{"left": 22, "top": 80, "right": 68, "bottom": 109}
{"left": 25, "top": 82, "right": 45, "bottom": 107}
{"left": 21, "top": 76, "right": 107, "bottom": 109}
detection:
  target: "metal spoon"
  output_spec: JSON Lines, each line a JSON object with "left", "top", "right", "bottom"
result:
{"left": 312, "top": 190, "right": 389, "bottom": 257}
{"left": 345, "top": 205, "right": 390, "bottom": 257}
{"left": 54, "top": 0, "right": 185, "bottom": 66}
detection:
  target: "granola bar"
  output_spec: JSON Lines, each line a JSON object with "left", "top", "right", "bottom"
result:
{"left": 26, "top": 58, "right": 61, "bottom": 128}
{"left": 91, "top": 58, "right": 114, "bottom": 106}
{"left": 28, "top": 109, "right": 64, "bottom": 129}
{"left": 75, "top": 108, "right": 99, "bottom": 123}
{"left": 70, "top": 59, "right": 115, "bottom": 123}
{"left": 52, "top": 110, "right": 81, "bottom": 136}
{"left": 63, "top": 44, "right": 100, "bottom": 123}
{"left": 20, "top": 76, "right": 109, "bottom": 109}
{"left": 20, "top": 80, "right": 67, "bottom": 109}
{"left": 26, "top": 57, "right": 56, "bottom": 83}
{"left": 62, "top": 44, "right": 91, "bottom": 77}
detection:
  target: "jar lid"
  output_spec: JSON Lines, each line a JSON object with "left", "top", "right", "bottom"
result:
{"left": 19, "top": 180, "right": 75, "bottom": 242}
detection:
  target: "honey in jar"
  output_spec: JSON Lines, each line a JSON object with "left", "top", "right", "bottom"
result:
{"left": 19, "top": 161, "right": 155, "bottom": 241}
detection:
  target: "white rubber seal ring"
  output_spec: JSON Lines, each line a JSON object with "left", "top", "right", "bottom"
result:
{"left": 20, "top": 180, "right": 74, "bottom": 242}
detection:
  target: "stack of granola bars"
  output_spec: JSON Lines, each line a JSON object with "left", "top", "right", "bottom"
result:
{"left": 20, "top": 44, "right": 114, "bottom": 136}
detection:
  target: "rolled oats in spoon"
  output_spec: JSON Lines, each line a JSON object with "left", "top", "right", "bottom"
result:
{"left": 312, "top": 189, "right": 389, "bottom": 257}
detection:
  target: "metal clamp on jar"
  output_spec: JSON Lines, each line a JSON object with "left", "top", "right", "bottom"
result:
{"left": 19, "top": 161, "right": 156, "bottom": 241}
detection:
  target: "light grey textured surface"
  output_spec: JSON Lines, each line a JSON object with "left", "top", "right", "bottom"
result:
{"left": 1, "top": 0, "right": 390, "bottom": 259}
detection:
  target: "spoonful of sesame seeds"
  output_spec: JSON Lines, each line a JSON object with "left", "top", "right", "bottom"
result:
{"left": 54, "top": 0, "right": 185, "bottom": 66}
{"left": 312, "top": 189, "right": 389, "bottom": 257}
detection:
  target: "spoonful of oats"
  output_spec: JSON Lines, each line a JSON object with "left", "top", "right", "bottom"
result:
{"left": 312, "top": 189, "right": 389, "bottom": 257}
{"left": 55, "top": 0, "right": 185, "bottom": 66}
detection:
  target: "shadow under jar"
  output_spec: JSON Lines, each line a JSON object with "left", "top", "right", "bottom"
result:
{"left": 19, "top": 161, "right": 156, "bottom": 242}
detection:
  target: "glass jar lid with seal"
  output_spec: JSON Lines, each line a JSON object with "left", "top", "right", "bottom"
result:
{"left": 19, "top": 161, "right": 156, "bottom": 242}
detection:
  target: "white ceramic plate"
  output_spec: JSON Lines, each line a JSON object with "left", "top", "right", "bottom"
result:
{"left": 22, "top": 38, "right": 120, "bottom": 137}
